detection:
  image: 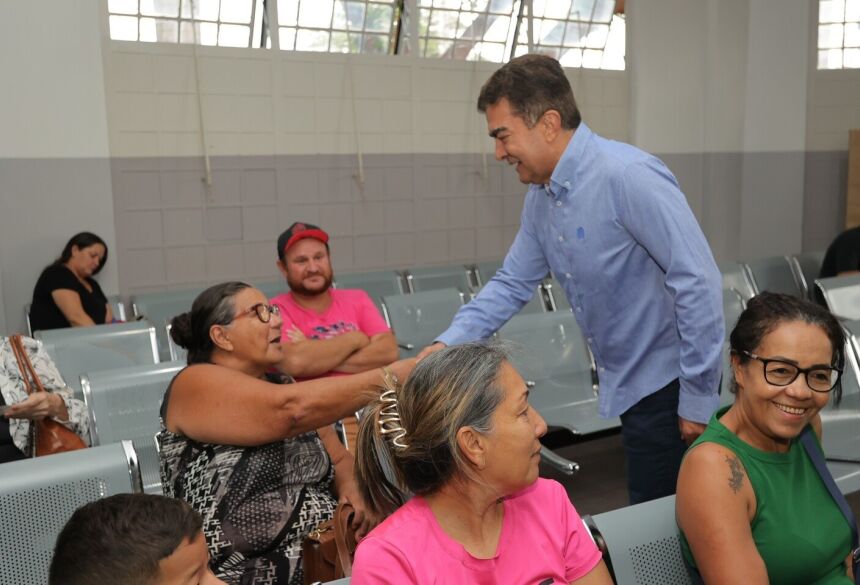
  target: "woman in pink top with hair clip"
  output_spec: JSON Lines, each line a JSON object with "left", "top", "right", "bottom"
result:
{"left": 352, "top": 342, "right": 612, "bottom": 585}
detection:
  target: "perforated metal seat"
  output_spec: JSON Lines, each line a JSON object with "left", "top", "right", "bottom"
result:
{"left": 80, "top": 361, "right": 182, "bottom": 447}
{"left": 35, "top": 321, "right": 160, "bottom": 400}
{"left": 816, "top": 274, "right": 860, "bottom": 320}
{"left": 381, "top": 288, "right": 465, "bottom": 358}
{"left": 743, "top": 256, "right": 803, "bottom": 297}
{"left": 80, "top": 362, "right": 183, "bottom": 495}
{"left": 334, "top": 270, "right": 406, "bottom": 313}
{"left": 499, "top": 312, "right": 617, "bottom": 435}
{"left": 131, "top": 288, "right": 203, "bottom": 360}
{"left": 404, "top": 265, "right": 474, "bottom": 294}
{"left": 588, "top": 495, "right": 695, "bottom": 585}
{"left": 0, "top": 441, "right": 140, "bottom": 585}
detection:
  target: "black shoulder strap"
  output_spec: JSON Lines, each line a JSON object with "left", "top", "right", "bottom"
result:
{"left": 799, "top": 426, "right": 859, "bottom": 584}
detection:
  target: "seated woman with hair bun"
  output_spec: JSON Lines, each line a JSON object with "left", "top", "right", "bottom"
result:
{"left": 159, "top": 281, "right": 414, "bottom": 585}
{"left": 351, "top": 342, "right": 612, "bottom": 585}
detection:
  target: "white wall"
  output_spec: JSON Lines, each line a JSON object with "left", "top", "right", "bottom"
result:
{"left": 0, "top": 0, "right": 117, "bottom": 333}
{"left": 628, "top": 0, "right": 810, "bottom": 262}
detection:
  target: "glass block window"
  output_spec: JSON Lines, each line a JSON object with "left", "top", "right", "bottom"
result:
{"left": 818, "top": 0, "right": 860, "bottom": 69}
{"left": 512, "top": 0, "right": 625, "bottom": 70}
{"left": 108, "top": 0, "right": 270, "bottom": 48}
{"left": 276, "top": 0, "right": 399, "bottom": 54}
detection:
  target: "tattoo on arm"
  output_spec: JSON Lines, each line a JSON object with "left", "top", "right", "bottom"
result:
{"left": 725, "top": 455, "right": 745, "bottom": 494}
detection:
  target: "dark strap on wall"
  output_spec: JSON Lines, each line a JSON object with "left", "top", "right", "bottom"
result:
{"left": 799, "top": 426, "right": 859, "bottom": 584}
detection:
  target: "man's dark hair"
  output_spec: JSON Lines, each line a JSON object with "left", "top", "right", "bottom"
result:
{"left": 49, "top": 493, "right": 203, "bottom": 585}
{"left": 729, "top": 291, "right": 846, "bottom": 403}
{"left": 477, "top": 53, "right": 581, "bottom": 130}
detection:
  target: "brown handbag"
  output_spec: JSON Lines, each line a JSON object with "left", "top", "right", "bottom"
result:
{"left": 9, "top": 335, "right": 87, "bottom": 457}
{"left": 302, "top": 501, "right": 357, "bottom": 585}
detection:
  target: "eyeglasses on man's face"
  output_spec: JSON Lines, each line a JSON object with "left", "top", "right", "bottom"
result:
{"left": 741, "top": 350, "right": 841, "bottom": 393}
{"left": 234, "top": 303, "right": 280, "bottom": 324}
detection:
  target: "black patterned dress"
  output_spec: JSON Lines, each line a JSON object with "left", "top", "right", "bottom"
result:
{"left": 158, "top": 368, "right": 336, "bottom": 585}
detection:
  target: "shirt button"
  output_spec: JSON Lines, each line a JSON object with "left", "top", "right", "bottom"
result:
{"left": 587, "top": 337, "right": 593, "bottom": 344}
{"left": 576, "top": 306, "right": 582, "bottom": 312}
{"left": 558, "top": 235, "right": 564, "bottom": 242}
{"left": 564, "top": 181, "right": 571, "bottom": 188}
{"left": 565, "top": 273, "right": 572, "bottom": 279}
{"left": 556, "top": 201, "right": 562, "bottom": 207}
{"left": 599, "top": 367, "right": 606, "bottom": 373}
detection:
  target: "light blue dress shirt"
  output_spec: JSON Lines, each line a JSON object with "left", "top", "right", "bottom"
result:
{"left": 437, "top": 123, "right": 724, "bottom": 423}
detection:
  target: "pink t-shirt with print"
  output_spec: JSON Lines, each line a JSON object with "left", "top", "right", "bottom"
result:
{"left": 270, "top": 288, "right": 390, "bottom": 378}
{"left": 351, "top": 478, "right": 602, "bottom": 585}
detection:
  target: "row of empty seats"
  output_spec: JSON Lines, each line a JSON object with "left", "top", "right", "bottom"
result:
{"left": 719, "top": 250, "right": 824, "bottom": 302}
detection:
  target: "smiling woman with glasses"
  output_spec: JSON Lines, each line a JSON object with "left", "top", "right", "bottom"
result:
{"left": 676, "top": 292, "right": 856, "bottom": 585}
{"left": 157, "top": 281, "right": 414, "bottom": 585}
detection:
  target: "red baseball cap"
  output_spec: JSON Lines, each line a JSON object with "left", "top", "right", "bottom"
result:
{"left": 277, "top": 222, "right": 329, "bottom": 259}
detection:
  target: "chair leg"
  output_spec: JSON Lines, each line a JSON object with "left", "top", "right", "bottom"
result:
{"left": 540, "top": 447, "right": 580, "bottom": 475}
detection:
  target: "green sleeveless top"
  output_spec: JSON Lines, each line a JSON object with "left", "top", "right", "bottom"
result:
{"left": 679, "top": 406, "right": 853, "bottom": 584}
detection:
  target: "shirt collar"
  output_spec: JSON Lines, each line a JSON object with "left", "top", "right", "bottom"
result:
{"left": 547, "top": 121, "right": 592, "bottom": 198}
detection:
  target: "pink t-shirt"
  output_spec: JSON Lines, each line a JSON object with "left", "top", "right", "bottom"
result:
{"left": 351, "top": 479, "right": 602, "bottom": 585}
{"left": 270, "top": 289, "right": 390, "bottom": 378}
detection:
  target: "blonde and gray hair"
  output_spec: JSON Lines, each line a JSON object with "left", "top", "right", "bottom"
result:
{"left": 355, "top": 342, "right": 510, "bottom": 517}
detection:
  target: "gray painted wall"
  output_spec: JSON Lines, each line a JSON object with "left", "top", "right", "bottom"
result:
{"left": 110, "top": 153, "right": 527, "bottom": 295}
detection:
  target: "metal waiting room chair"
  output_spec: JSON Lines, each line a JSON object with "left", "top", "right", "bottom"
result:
{"left": 252, "top": 279, "right": 286, "bottom": 300}
{"left": 80, "top": 361, "right": 184, "bottom": 494}
{"left": 404, "top": 265, "right": 474, "bottom": 294}
{"left": 719, "top": 261, "right": 756, "bottom": 302}
{"left": 381, "top": 288, "right": 465, "bottom": 358}
{"left": 723, "top": 287, "right": 745, "bottom": 332}
{"left": 789, "top": 250, "right": 825, "bottom": 300}
{"left": 544, "top": 276, "right": 571, "bottom": 312}
{"left": 742, "top": 256, "right": 804, "bottom": 297}
{"left": 816, "top": 274, "right": 860, "bottom": 320}
{"left": 586, "top": 495, "right": 695, "bottom": 585}
{"left": 333, "top": 270, "right": 407, "bottom": 313}
{"left": 499, "top": 311, "right": 618, "bottom": 436}
{"left": 0, "top": 441, "right": 141, "bottom": 585}
{"left": 131, "top": 287, "right": 203, "bottom": 360}
{"left": 24, "top": 295, "right": 127, "bottom": 336}
{"left": 472, "top": 259, "right": 504, "bottom": 288}
{"left": 35, "top": 321, "right": 160, "bottom": 400}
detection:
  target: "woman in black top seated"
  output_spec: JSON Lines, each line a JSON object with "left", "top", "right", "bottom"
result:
{"left": 30, "top": 232, "right": 112, "bottom": 331}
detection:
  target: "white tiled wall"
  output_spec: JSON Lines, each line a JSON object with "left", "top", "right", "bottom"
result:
{"left": 105, "top": 43, "right": 629, "bottom": 158}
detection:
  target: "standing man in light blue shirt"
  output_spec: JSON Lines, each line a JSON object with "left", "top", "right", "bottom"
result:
{"left": 418, "top": 54, "right": 724, "bottom": 504}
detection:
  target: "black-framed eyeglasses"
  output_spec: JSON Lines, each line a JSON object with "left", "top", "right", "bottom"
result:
{"left": 234, "top": 303, "right": 280, "bottom": 324}
{"left": 741, "top": 350, "right": 841, "bottom": 393}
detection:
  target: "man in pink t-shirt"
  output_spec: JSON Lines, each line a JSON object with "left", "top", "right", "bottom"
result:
{"left": 270, "top": 222, "right": 398, "bottom": 382}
